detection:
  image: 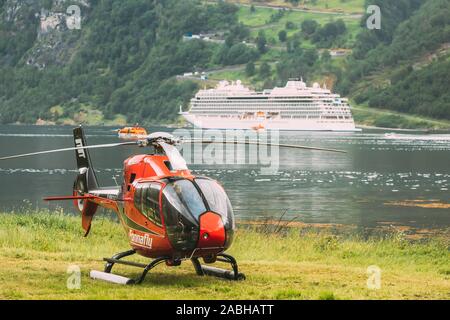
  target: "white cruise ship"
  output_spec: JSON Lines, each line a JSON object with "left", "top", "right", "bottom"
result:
{"left": 180, "top": 79, "right": 360, "bottom": 131}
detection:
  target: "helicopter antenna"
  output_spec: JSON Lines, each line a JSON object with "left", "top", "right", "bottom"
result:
{"left": 112, "top": 175, "right": 119, "bottom": 186}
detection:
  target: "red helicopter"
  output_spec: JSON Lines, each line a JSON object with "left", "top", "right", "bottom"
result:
{"left": 0, "top": 127, "right": 344, "bottom": 284}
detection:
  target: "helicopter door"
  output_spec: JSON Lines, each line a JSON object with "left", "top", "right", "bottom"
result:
{"left": 142, "top": 182, "right": 162, "bottom": 227}
{"left": 134, "top": 182, "right": 163, "bottom": 227}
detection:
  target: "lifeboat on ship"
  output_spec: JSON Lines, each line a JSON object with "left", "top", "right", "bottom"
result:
{"left": 251, "top": 111, "right": 266, "bottom": 131}
{"left": 251, "top": 123, "right": 265, "bottom": 132}
{"left": 117, "top": 125, "right": 148, "bottom": 140}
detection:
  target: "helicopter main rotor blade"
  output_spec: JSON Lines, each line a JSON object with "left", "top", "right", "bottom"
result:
{"left": 0, "top": 141, "right": 139, "bottom": 161}
{"left": 182, "top": 139, "right": 346, "bottom": 153}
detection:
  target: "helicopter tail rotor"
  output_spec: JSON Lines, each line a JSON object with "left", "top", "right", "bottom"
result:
{"left": 73, "top": 126, "right": 99, "bottom": 192}
{"left": 73, "top": 127, "right": 100, "bottom": 236}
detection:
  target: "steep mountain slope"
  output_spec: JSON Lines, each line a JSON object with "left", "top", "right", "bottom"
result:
{"left": 0, "top": 0, "right": 254, "bottom": 124}
{"left": 0, "top": 0, "right": 449, "bottom": 128}
{"left": 339, "top": 0, "right": 450, "bottom": 125}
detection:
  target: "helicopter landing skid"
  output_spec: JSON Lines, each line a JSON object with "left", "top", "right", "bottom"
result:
{"left": 90, "top": 250, "right": 245, "bottom": 284}
{"left": 93, "top": 249, "right": 168, "bottom": 285}
{"left": 191, "top": 253, "right": 246, "bottom": 281}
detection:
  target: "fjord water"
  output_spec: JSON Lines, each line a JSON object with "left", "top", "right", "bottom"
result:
{"left": 0, "top": 125, "right": 449, "bottom": 229}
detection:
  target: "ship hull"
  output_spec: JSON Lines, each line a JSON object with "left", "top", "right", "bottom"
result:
{"left": 182, "top": 114, "right": 361, "bottom": 132}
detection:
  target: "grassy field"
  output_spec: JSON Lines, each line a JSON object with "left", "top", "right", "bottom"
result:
{"left": 226, "top": 0, "right": 365, "bottom": 14}
{"left": 0, "top": 211, "right": 449, "bottom": 300}
{"left": 236, "top": 5, "right": 362, "bottom": 48}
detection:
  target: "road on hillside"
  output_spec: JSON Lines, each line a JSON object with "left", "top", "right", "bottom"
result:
{"left": 176, "top": 64, "right": 247, "bottom": 83}
{"left": 205, "top": 1, "right": 363, "bottom": 18}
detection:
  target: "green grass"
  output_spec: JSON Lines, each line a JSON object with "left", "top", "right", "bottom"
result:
{"left": 228, "top": 0, "right": 365, "bottom": 14}
{"left": 0, "top": 211, "right": 449, "bottom": 300}
{"left": 208, "top": 69, "right": 248, "bottom": 83}
{"left": 236, "top": 3, "right": 362, "bottom": 49}
{"left": 207, "top": 60, "right": 280, "bottom": 91}
{"left": 306, "top": 0, "right": 365, "bottom": 13}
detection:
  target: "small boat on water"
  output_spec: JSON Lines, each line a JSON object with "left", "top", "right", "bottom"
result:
{"left": 117, "top": 125, "right": 148, "bottom": 140}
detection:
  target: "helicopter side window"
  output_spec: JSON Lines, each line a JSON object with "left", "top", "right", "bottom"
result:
{"left": 128, "top": 173, "right": 136, "bottom": 192}
{"left": 133, "top": 183, "right": 162, "bottom": 227}
{"left": 164, "top": 160, "right": 173, "bottom": 171}
{"left": 143, "top": 183, "right": 162, "bottom": 227}
{"left": 134, "top": 184, "right": 143, "bottom": 209}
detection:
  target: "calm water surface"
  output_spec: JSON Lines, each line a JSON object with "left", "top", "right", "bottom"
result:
{"left": 0, "top": 125, "right": 449, "bottom": 229}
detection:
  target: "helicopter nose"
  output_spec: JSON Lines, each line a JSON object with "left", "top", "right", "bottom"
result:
{"left": 198, "top": 212, "right": 225, "bottom": 248}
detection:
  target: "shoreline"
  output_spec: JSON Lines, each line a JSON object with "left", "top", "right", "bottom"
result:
{"left": 240, "top": 219, "right": 450, "bottom": 241}
{"left": 356, "top": 124, "right": 450, "bottom": 134}
{"left": 3, "top": 122, "right": 450, "bottom": 133}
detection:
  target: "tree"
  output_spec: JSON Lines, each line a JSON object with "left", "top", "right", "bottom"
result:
{"left": 321, "top": 50, "right": 331, "bottom": 63}
{"left": 225, "top": 34, "right": 235, "bottom": 47}
{"left": 286, "top": 38, "right": 300, "bottom": 53}
{"left": 259, "top": 62, "right": 271, "bottom": 78}
{"left": 286, "top": 0, "right": 300, "bottom": 6}
{"left": 246, "top": 61, "right": 255, "bottom": 76}
{"left": 226, "top": 43, "right": 257, "bottom": 65}
{"left": 301, "top": 19, "right": 318, "bottom": 36}
{"left": 278, "top": 30, "right": 287, "bottom": 42}
{"left": 311, "top": 20, "right": 347, "bottom": 47}
{"left": 256, "top": 30, "right": 267, "bottom": 54}
{"left": 303, "top": 49, "right": 318, "bottom": 66}
{"left": 334, "top": 19, "right": 347, "bottom": 35}
{"left": 285, "top": 21, "right": 296, "bottom": 30}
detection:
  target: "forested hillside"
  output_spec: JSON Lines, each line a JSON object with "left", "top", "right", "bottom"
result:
{"left": 227, "top": 0, "right": 450, "bottom": 128}
{"left": 339, "top": 0, "right": 450, "bottom": 122}
{"left": 0, "top": 0, "right": 256, "bottom": 124}
{"left": 0, "top": 0, "right": 449, "bottom": 127}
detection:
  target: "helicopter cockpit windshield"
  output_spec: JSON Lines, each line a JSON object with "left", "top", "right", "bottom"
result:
{"left": 195, "top": 178, "right": 234, "bottom": 224}
{"left": 161, "top": 178, "right": 234, "bottom": 252}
